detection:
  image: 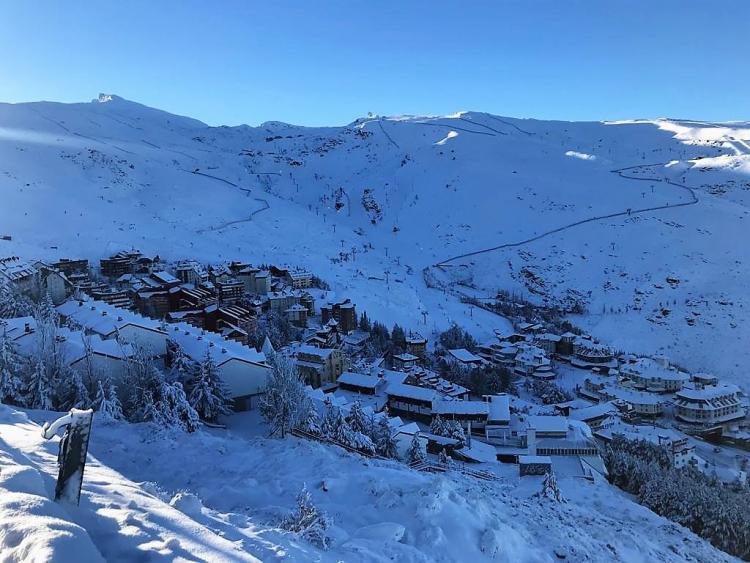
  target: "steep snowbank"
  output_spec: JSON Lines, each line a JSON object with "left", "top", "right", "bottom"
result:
{"left": 0, "top": 405, "right": 258, "bottom": 562}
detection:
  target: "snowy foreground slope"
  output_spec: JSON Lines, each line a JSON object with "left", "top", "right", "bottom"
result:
{"left": 1, "top": 96, "right": 749, "bottom": 387}
{"left": 0, "top": 405, "right": 736, "bottom": 562}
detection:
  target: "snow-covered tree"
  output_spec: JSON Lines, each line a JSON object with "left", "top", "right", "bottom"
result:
{"left": 375, "top": 416, "right": 398, "bottom": 458}
{"left": 349, "top": 429, "right": 376, "bottom": 454}
{"left": 261, "top": 336, "right": 276, "bottom": 360}
{"left": 260, "top": 353, "right": 310, "bottom": 438}
{"left": 446, "top": 419, "right": 466, "bottom": 448}
{"left": 319, "top": 401, "right": 354, "bottom": 444}
{"left": 25, "top": 359, "right": 53, "bottom": 410}
{"left": 167, "top": 343, "right": 195, "bottom": 385}
{"left": 0, "top": 280, "right": 33, "bottom": 318}
{"left": 346, "top": 401, "right": 369, "bottom": 435}
{"left": 121, "top": 344, "right": 163, "bottom": 421}
{"left": 188, "top": 350, "right": 233, "bottom": 422}
{"left": 430, "top": 414, "right": 448, "bottom": 436}
{"left": 154, "top": 380, "right": 200, "bottom": 432}
{"left": 405, "top": 432, "right": 426, "bottom": 465}
{"left": 0, "top": 327, "right": 24, "bottom": 404}
{"left": 94, "top": 379, "right": 123, "bottom": 423}
{"left": 299, "top": 406, "right": 322, "bottom": 435}
{"left": 55, "top": 366, "right": 91, "bottom": 411}
{"left": 282, "top": 484, "right": 331, "bottom": 550}
{"left": 438, "top": 448, "right": 450, "bottom": 466}
{"left": 537, "top": 471, "right": 565, "bottom": 503}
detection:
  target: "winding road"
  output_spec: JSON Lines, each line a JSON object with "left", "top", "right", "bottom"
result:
{"left": 434, "top": 162, "right": 699, "bottom": 266}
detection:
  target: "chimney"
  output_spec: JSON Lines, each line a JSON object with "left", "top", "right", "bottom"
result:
{"left": 102, "top": 311, "right": 107, "bottom": 316}
{"left": 117, "top": 315, "right": 123, "bottom": 321}
{"left": 221, "top": 347, "right": 227, "bottom": 353}
{"left": 24, "top": 322, "right": 31, "bottom": 333}
{"left": 527, "top": 427, "right": 537, "bottom": 456}
{"left": 209, "top": 341, "right": 214, "bottom": 347}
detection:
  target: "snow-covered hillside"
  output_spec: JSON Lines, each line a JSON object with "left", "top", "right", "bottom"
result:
{"left": 0, "top": 404, "right": 737, "bottom": 562}
{"left": 1, "top": 95, "right": 748, "bottom": 387}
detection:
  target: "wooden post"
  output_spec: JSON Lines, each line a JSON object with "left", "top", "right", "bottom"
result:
{"left": 42, "top": 409, "right": 94, "bottom": 506}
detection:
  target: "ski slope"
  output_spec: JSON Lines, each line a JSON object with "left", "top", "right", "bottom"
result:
{"left": 1, "top": 95, "right": 749, "bottom": 387}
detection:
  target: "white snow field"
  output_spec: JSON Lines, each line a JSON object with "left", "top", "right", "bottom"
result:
{"left": 0, "top": 405, "right": 738, "bottom": 562}
{"left": 1, "top": 95, "right": 748, "bottom": 388}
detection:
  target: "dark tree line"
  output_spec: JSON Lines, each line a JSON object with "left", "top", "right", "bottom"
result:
{"left": 604, "top": 435, "right": 750, "bottom": 559}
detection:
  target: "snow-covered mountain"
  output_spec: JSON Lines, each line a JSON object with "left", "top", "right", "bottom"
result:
{"left": 0, "top": 404, "right": 737, "bottom": 562}
{"left": 1, "top": 95, "right": 748, "bottom": 387}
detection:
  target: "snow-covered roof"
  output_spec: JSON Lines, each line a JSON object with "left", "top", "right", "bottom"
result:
{"left": 602, "top": 385, "right": 664, "bottom": 405}
{"left": 526, "top": 415, "right": 568, "bottom": 433}
{"left": 0, "top": 316, "right": 36, "bottom": 341}
{"left": 535, "top": 333, "right": 562, "bottom": 342}
{"left": 385, "top": 382, "right": 436, "bottom": 403}
{"left": 487, "top": 394, "right": 511, "bottom": 423}
{"left": 151, "top": 271, "right": 179, "bottom": 285}
{"left": 447, "top": 348, "right": 483, "bottom": 363}
{"left": 568, "top": 402, "right": 617, "bottom": 422}
{"left": 675, "top": 384, "right": 740, "bottom": 401}
{"left": 406, "top": 333, "right": 427, "bottom": 344}
{"left": 0, "top": 257, "right": 37, "bottom": 282}
{"left": 518, "top": 455, "right": 552, "bottom": 465}
{"left": 369, "top": 367, "right": 408, "bottom": 386}
{"left": 57, "top": 299, "right": 164, "bottom": 337}
{"left": 167, "top": 322, "right": 269, "bottom": 368}
{"left": 337, "top": 371, "right": 381, "bottom": 390}
{"left": 433, "top": 400, "right": 488, "bottom": 416}
{"left": 295, "top": 344, "right": 335, "bottom": 359}
{"left": 620, "top": 357, "right": 689, "bottom": 382}
{"left": 393, "top": 353, "right": 418, "bottom": 362}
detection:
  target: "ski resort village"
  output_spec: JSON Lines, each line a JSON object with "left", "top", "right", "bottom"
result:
{"left": 1, "top": 35, "right": 750, "bottom": 556}
{"left": 1, "top": 243, "right": 749, "bottom": 561}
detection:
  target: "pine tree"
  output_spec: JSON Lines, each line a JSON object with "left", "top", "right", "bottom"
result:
{"left": 282, "top": 484, "right": 331, "bottom": 550}
{"left": 260, "top": 353, "right": 310, "bottom": 438}
{"left": 430, "top": 414, "right": 448, "bottom": 436}
{"left": 188, "top": 350, "right": 233, "bottom": 422}
{"left": 121, "top": 347, "right": 163, "bottom": 421}
{"left": 405, "top": 432, "right": 426, "bottom": 465}
{"left": 261, "top": 335, "right": 276, "bottom": 360}
{"left": 446, "top": 419, "right": 466, "bottom": 448}
{"left": 0, "top": 327, "right": 24, "bottom": 405}
{"left": 391, "top": 324, "right": 406, "bottom": 351}
{"left": 158, "top": 381, "right": 200, "bottom": 432}
{"left": 56, "top": 367, "right": 91, "bottom": 411}
{"left": 25, "top": 359, "right": 53, "bottom": 410}
{"left": 299, "top": 407, "right": 322, "bottom": 435}
{"left": 0, "top": 280, "right": 33, "bottom": 318}
{"left": 438, "top": 448, "right": 450, "bottom": 466}
{"left": 320, "top": 401, "right": 355, "bottom": 446}
{"left": 375, "top": 416, "right": 398, "bottom": 458}
{"left": 35, "top": 292, "right": 59, "bottom": 326}
{"left": 95, "top": 380, "right": 123, "bottom": 423}
{"left": 537, "top": 471, "right": 565, "bottom": 503}
{"left": 346, "top": 401, "right": 369, "bottom": 435}
{"left": 358, "top": 312, "right": 371, "bottom": 332}
{"left": 167, "top": 344, "right": 195, "bottom": 385}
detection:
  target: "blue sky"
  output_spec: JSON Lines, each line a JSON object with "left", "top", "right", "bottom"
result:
{"left": 0, "top": 1, "right": 747, "bottom": 126}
